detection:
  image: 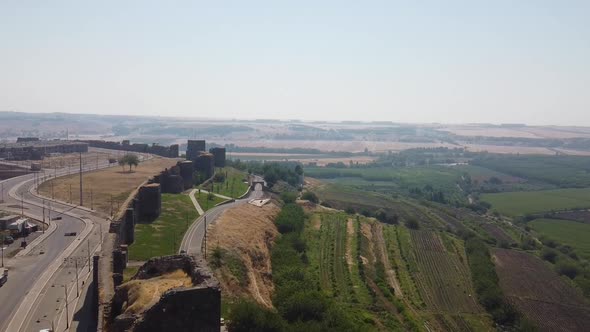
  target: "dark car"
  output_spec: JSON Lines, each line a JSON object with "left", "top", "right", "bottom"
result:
{"left": 64, "top": 232, "right": 77, "bottom": 237}
{"left": 3, "top": 236, "right": 14, "bottom": 244}
{"left": 52, "top": 216, "right": 63, "bottom": 221}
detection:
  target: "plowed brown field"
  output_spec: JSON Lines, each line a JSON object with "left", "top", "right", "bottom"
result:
{"left": 493, "top": 249, "right": 590, "bottom": 331}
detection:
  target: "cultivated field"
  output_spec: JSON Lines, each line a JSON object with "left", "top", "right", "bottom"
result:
{"left": 530, "top": 218, "right": 590, "bottom": 259}
{"left": 229, "top": 152, "right": 377, "bottom": 166}
{"left": 481, "top": 188, "right": 590, "bottom": 216}
{"left": 39, "top": 156, "right": 177, "bottom": 216}
{"left": 409, "top": 230, "right": 480, "bottom": 313}
{"left": 492, "top": 249, "right": 590, "bottom": 331}
{"left": 551, "top": 210, "right": 590, "bottom": 223}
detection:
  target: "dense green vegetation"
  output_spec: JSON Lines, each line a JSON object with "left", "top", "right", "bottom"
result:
{"left": 481, "top": 188, "right": 590, "bottom": 216}
{"left": 305, "top": 166, "right": 466, "bottom": 203}
{"left": 229, "top": 160, "right": 303, "bottom": 188}
{"left": 472, "top": 154, "right": 590, "bottom": 188}
{"left": 464, "top": 238, "right": 517, "bottom": 325}
{"left": 270, "top": 204, "right": 369, "bottom": 331}
{"left": 531, "top": 219, "right": 590, "bottom": 259}
{"left": 195, "top": 190, "right": 227, "bottom": 211}
{"left": 129, "top": 194, "right": 198, "bottom": 261}
{"left": 204, "top": 167, "right": 249, "bottom": 198}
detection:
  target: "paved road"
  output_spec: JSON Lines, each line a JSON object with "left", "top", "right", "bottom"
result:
{"left": 0, "top": 151, "right": 152, "bottom": 332}
{"left": 180, "top": 180, "right": 265, "bottom": 256}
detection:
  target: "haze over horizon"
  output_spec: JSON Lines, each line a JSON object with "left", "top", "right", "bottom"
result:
{"left": 1, "top": 1, "right": 589, "bottom": 126}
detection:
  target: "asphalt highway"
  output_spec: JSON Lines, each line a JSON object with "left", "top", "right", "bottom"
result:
{"left": 0, "top": 152, "right": 150, "bottom": 332}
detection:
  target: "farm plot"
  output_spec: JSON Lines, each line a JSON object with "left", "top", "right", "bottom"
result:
{"left": 552, "top": 210, "right": 590, "bottom": 223}
{"left": 492, "top": 249, "right": 590, "bottom": 331}
{"left": 530, "top": 218, "right": 590, "bottom": 259}
{"left": 409, "top": 230, "right": 480, "bottom": 313}
{"left": 307, "top": 213, "right": 358, "bottom": 302}
{"left": 481, "top": 187, "right": 590, "bottom": 216}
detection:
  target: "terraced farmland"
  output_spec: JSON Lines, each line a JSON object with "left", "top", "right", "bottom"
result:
{"left": 492, "top": 249, "right": 590, "bottom": 331}
{"left": 409, "top": 230, "right": 481, "bottom": 313}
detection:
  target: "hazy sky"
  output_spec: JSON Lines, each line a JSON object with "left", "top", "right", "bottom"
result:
{"left": 1, "top": 1, "right": 589, "bottom": 125}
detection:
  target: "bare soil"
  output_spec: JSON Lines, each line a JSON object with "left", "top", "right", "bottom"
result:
{"left": 492, "top": 248, "right": 590, "bottom": 331}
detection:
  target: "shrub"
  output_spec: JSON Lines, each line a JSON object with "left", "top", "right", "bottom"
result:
{"left": 541, "top": 248, "right": 558, "bottom": 263}
{"left": 345, "top": 207, "right": 356, "bottom": 215}
{"left": 228, "top": 300, "right": 285, "bottom": 332}
{"left": 556, "top": 261, "right": 579, "bottom": 279}
{"left": 301, "top": 191, "right": 319, "bottom": 203}
{"left": 280, "top": 192, "right": 297, "bottom": 204}
{"left": 405, "top": 218, "right": 420, "bottom": 230}
{"left": 275, "top": 204, "right": 305, "bottom": 234}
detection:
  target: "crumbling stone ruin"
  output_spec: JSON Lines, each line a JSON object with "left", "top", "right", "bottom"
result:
{"left": 109, "top": 255, "right": 221, "bottom": 332}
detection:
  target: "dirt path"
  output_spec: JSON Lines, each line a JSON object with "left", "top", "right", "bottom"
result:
{"left": 345, "top": 218, "right": 354, "bottom": 270}
{"left": 373, "top": 223, "right": 403, "bottom": 297}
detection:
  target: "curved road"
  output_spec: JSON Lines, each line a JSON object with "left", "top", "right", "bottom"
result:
{"left": 0, "top": 152, "right": 151, "bottom": 332}
{"left": 180, "top": 179, "right": 265, "bottom": 256}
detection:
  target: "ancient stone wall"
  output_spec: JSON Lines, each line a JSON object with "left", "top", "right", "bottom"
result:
{"left": 110, "top": 255, "right": 221, "bottom": 332}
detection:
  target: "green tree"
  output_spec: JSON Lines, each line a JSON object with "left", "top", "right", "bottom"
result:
{"left": 118, "top": 153, "right": 140, "bottom": 172}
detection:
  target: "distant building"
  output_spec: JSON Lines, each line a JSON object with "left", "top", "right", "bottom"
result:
{"left": 209, "top": 147, "right": 226, "bottom": 167}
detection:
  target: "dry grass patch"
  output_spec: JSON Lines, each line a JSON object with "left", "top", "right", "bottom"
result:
{"left": 206, "top": 202, "right": 280, "bottom": 308}
{"left": 120, "top": 269, "right": 192, "bottom": 315}
{"left": 39, "top": 156, "right": 177, "bottom": 215}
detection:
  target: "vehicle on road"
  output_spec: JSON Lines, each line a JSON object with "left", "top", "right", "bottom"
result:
{"left": 0, "top": 268, "right": 8, "bottom": 286}
{"left": 3, "top": 235, "right": 14, "bottom": 244}
{"left": 64, "top": 232, "right": 77, "bottom": 237}
{"left": 51, "top": 216, "right": 62, "bottom": 221}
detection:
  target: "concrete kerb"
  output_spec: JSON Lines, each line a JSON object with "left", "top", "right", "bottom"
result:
{"left": 237, "top": 186, "right": 252, "bottom": 200}
{"left": 189, "top": 189, "right": 205, "bottom": 216}
{"left": 214, "top": 199, "right": 235, "bottom": 207}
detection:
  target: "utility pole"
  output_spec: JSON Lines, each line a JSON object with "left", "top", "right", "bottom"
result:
{"left": 21, "top": 191, "right": 24, "bottom": 217}
{"left": 42, "top": 199, "right": 45, "bottom": 234}
{"left": 1, "top": 238, "right": 4, "bottom": 267}
{"left": 74, "top": 259, "right": 79, "bottom": 298}
{"left": 87, "top": 239, "right": 91, "bottom": 272}
{"left": 63, "top": 285, "right": 69, "bottom": 329}
{"left": 90, "top": 188, "right": 93, "bottom": 210}
{"left": 204, "top": 215, "right": 207, "bottom": 259}
{"left": 1, "top": 182, "right": 4, "bottom": 203}
{"left": 110, "top": 194, "right": 113, "bottom": 217}
{"left": 79, "top": 151, "right": 83, "bottom": 206}
{"left": 69, "top": 184, "right": 72, "bottom": 204}
{"left": 51, "top": 180, "right": 54, "bottom": 199}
